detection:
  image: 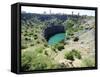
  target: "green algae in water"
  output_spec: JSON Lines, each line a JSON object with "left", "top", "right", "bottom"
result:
{"left": 48, "top": 33, "right": 65, "bottom": 45}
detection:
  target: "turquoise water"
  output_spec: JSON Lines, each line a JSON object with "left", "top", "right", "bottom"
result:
{"left": 48, "top": 33, "right": 65, "bottom": 45}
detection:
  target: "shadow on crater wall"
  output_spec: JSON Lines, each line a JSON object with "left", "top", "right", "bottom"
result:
{"left": 43, "top": 25, "right": 65, "bottom": 41}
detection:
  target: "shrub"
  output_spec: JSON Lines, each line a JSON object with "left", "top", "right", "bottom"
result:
{"left": 21, "top": 48, "right": 56, "bottom": 71}
{"left": 55, "top": 63, "right": 67, "bottom": 69}
{"left": 21, "top": 44, "right": 28, "bottom": 49}
{"left": 35, "top": 46, "right": 44, "bottom": 53}
{"left": 31, "top": 62, "right": 47, "bottom": 70}
{"left": 55, "top": 43, "right": 64, "bottom": 51}
{"left": 34, "top": 34, "right": 38, "bottom": 40}
{"left": 73, "top": 37, "right": 79, "bottom": 42}
{"left": 44, "top": 43, "right": 48, "bottom": 47}
{"left": 64, "top": 49, "right": 81, "bottom": 61}
{"left": 66, "top": 37, "right": 70, "bottom": 40}
{"left": 30, "top": 54, "right": 56, "bottom": 70}
{"left": 21, "top": 51, "right": 48, "bottom": 71}
{"left": 30, "top": 43, "right": 34, "bottom": 46}
{"left": 63, "top": 19, "right": 74, "bottom": 29}
{"left": 21, "top": 51, "right": 33, "bottom": 71}
{"left": 25, "top": 37, "right": 30, "bottom": 41}
{"left": 81, "top": 57, "right": 95, "bottom": 67}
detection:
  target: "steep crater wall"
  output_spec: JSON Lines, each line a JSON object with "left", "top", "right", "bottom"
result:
{"left": 43, "top": 25, "right": 65, "bottom": 41}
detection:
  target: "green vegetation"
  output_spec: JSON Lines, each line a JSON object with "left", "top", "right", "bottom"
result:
{"left": 21, "top": 12, "right": 95, "bottom": 71}
{"left": 64, "top": 18, "right": 84, "bottom": 38}
{"left": 55, "top": 63, "right": 68, "bottom": 68}
{"left": 63, "top": 19, "right": 75, "bottom": 37}
{"left": 64, "top": 49, "right": 81, "bottom": 61}
{"left": 21, "top": 49, "right": 57, "bottom": 71}
{"left": 81, "top": 57, "right": 95, "bottom": 67}
{"left": 63, "top": 19, "right": 74, "bottom": 29}
{"left": 54, "top": 43, "right": 64, "bottom": 51}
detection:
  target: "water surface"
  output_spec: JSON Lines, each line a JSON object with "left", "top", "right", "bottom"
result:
{"left": 48, "top": 33, "right": 65, "bottom": 45}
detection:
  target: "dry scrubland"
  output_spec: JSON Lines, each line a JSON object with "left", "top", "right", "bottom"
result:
{"left": 21, "top": 13, "right": 95, "bottom": 71}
